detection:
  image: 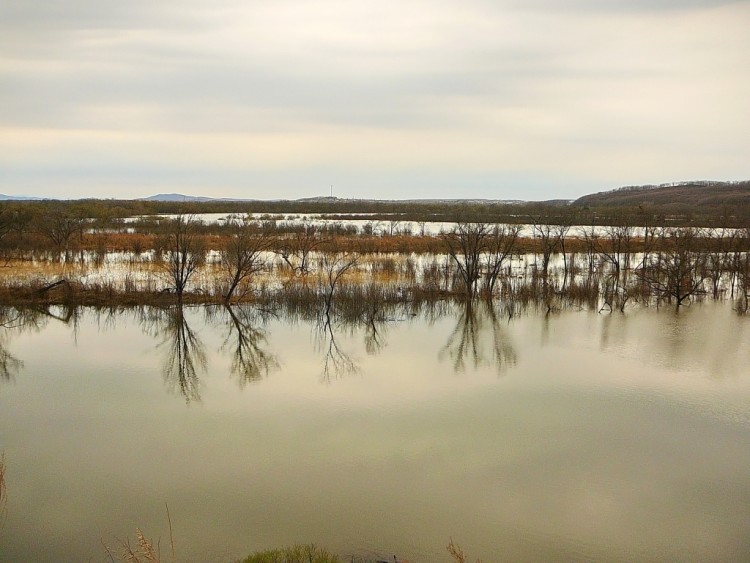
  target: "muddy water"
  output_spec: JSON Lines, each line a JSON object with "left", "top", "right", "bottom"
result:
{"left": 0, "top": 301, "right": 748, "bottom": 562}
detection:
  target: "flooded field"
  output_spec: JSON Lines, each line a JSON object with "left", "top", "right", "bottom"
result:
{"left": 1, "top": 300, "right": 749, "bottom": 561}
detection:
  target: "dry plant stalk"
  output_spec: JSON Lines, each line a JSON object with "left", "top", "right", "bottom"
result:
{"left": 165, "top": 502, "right": 176, "bottom": 563}
{"left": 446, "top": 538, "right": 465, "bottom": 563}
{"left": 0, "top": 453, "right": 6, "bottom": 521}
{"left": 103, "top": 503, "right": 174, "bottom": 563}
{"left": 120, "top": 529, "right": 160, "bottom": 563}
{"left": 446, "top": 538, "right": 483, "bottom": 563}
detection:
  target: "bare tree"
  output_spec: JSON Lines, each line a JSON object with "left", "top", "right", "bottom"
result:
{"left": 275, "top": 221, "right": 325, "bottom": 276}
{"left": 643, "top": 227, "right": 708, "bottom": 307}
{"left": 597, "top": 225, "right": 634, "bottom": 289}
{"left": 731, "top": 228, "right": 750, "bottom": 312}
{"left": 36, "top": 209, "right": 86, "bottom": 261}
{"left": 552, "top": 222, "right": 572, "bottom": 286}
{"left": 442, "top": 222, "right": 492, "bottom": 296}
{"left": 579, "top": 225, "right": 600, "bottom": 278}
{"left": 220, "top": 216, "right": 273, "bottom": 302}
{"left": 387, "top": 218, "right": 402, "bottom": 236}
{"left": 704, "top": 227, "right": 733, "bottom": 299}
{"left": 320, "top": 252, "right": 359, "bottom": 316}
{"left": 531, "top": 221, "right": 562, "bottom": 283}
{"left": 483, "top": 224, "right": 521, "bottom": 296}
{"left": 161, "top": 214, "right": 205, "bottom": 301}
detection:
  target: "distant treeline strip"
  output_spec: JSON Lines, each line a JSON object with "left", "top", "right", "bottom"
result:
{"left": 2, "top": 180, "right": 750, "bottom": 228}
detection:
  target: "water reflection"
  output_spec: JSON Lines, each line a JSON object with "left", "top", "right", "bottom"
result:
{"left": 4, "top": 299, "right": 745, "bottom": 397}
{"left": 317, "top": 314, "right": 360, "bottom": 382}
{"left": 142, "top": 306, "right": 206, "bottom": 403}
{"left": 220, "top": 305, "right": 279, "bottom": 388}
{"left": 439, "top": 300, "right": 517, "bottom": 374}
{"left": 0, "top": 341, "right": 22, "bottom": 381}
{"left": 0, "top": 307, "right": 49, "bottom": 381}
{"left": 594, "top": 304, "right": 750, "bottom": 378}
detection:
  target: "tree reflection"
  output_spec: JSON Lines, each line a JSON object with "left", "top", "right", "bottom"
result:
{"left": 316, "top": 312, "right": 359, "bottom": 383}
{"left": 0, "top": 342, "right": 22, "bottom": 381}
{"left": 221, "top": 305, "right": 279, "bottom": 388}
{"left": 143, "top": 306, "right": 206, "bottom": 403}
{"left": 0, "top": 307, "right": 48, "bottom": 381}
{"left": 363, "top": 307, "right": 387, "bottom": 356}
{"left": 439, "top": 299, "right": 517, "bottom": 374}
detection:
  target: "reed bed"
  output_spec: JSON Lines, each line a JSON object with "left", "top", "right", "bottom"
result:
{"left": 0, "top": 239, "right": 748, "bottom": 313}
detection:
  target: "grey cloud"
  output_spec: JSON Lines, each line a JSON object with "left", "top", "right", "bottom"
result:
{"left": 1, "top": 0, "right": 748, "bottom": 199}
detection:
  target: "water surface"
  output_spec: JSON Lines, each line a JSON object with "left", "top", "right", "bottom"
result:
{"left": 0, "top": 302, "right": 748, "bottom": 561}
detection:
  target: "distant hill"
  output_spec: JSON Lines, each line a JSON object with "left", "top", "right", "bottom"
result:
{"left": 141, "top": 193, "right": 220, "bottom": 202}
{"left": 0, "top": 193, "right": 42, "bottom": 201}
{"left": 572, "top": 181, "right": 750, "bottom": 209}
{"left": 144, "top": 193, "right": 530, "bottom": 205}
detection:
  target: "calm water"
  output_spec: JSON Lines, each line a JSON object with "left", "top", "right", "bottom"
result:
{"left": 1, "top": 301, "right": 749, "bottom": 562}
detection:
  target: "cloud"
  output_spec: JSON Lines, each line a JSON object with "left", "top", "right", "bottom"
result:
{"left": 1, "top": 0, "right": 749, "bottom": 198}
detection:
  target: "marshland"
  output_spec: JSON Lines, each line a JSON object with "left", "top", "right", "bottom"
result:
{"left": 1, "top": 196, "right": 750, "bottom": 561}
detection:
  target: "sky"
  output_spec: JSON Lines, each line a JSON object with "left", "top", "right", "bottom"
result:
{"left": 1, "top": 0, "right": 749, "bottom": 201}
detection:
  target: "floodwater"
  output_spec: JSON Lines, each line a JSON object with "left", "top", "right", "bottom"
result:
{"left": 0, "top": 301, "right": 749, "bottom": 562}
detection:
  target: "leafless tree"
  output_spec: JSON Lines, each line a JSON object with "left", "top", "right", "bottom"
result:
{"left": 275, "top": 221, "right": 325, "bottom": 276}
{"left": 442, "top": 222, "right": 492, "bottom": 296}
{"left": 161, "top": 214, "right": 205, "bottom": 301}
{"left": 320, "top": 252, "right": 359, "bottom": 316}
{"left": 579, "top": 225, "right": 603, "bottom": 285}
{"left": 597, "top": 225, "right": 635, "bottom": 289}
{"left": 554, "top": 223, "right": 573, "bottom": 286}
{"left": 704, "top": 227, "right": 734, "bottom": 299}
{"left": 531, "top": 221, "right": 562, "bottom": 283}
{"left": 220, "top": 216, "right": 273, "bottom": 302}
{"left": 731, "top": 228, "right": 750, "bottom": 312}
{"left": 643, "top": 227, "right": 709, "bottom": 307}
{"left": 387, "top": 218, "right": 402, "bottom": 236}
{"left": 36, "top": 209, "right": 86, "bottom": 261}
{"left": 483, "top": 224, "right": 521, "bottom": 296}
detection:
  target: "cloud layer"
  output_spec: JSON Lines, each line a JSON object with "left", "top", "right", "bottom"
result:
{"left": 1, "top": 0, "right": 749, "bottom": 199}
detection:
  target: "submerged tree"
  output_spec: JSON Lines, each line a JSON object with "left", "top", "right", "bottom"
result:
{"left": 643, "top": 227, "right": 709, "bottom": 307}
{"left": 161, "top": 214, "right": 205, "bottom": 301}
{"left": 531, "top": 221, "right": 563, "bottom": 283}
{"left": 442, "top": 222, "right": 492, "bottom": 296}
{"left": 36, "top": 209, "right": 86, "bottom": 261}
{"left": 274, "top": 221, "right": 325, "bottom": 276}
{"left": 220, "top": 216, "right": 273, "bottom": 302}
{"left": 320, "top": 251, "right": 359, "bottom": 317}
{"left": 483, "top": 224, "right": 521, "bottom": 296}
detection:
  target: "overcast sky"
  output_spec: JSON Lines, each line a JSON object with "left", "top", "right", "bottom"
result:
{"left": 1, "top": 0, "right": 748, "bottom": 201}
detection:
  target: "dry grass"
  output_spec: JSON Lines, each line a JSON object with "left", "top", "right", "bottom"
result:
{"left": 446, "top": 538, "right": 483, "bottom": 563}
{"left": 103, "top": 503, "right": 176, "bottom": 563}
